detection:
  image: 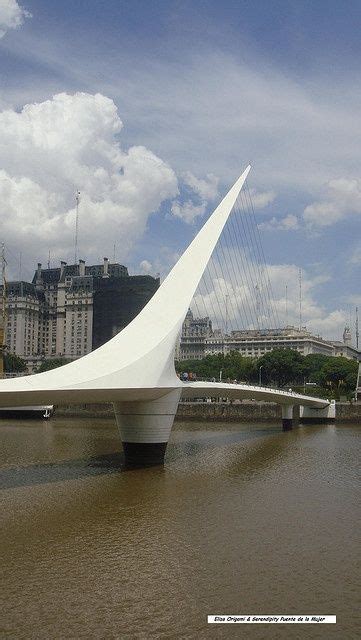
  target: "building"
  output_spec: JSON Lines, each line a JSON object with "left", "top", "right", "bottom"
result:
{"left": 211, "top": 327, "right": 339, "bottom": 358}
{"left": 5, "top": 281, "right": 44, "bottom": 366}
{"left": 178, "top": 314, "right": 360, "bottom": 362}
{"left": 0, "top": 292, "right": 4, "bottom": 376}
{"left": 92, "top": 274, "right": 160, "bottom": 349}
{"left": 177, "top": 309, "right": 213, "bottom": 360}
{"left": 2, "top": 258, "right": 159, "bottom": 371}
{"left": 330, "top": 341, "right": 360, "bottom": 360}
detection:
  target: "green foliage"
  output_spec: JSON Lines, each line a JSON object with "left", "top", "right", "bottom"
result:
{"left": 292, "top": 385, "right": 331, "bottom": 400}
{"left": 176, "top": 348, "right": 359, "bottom": 396}
{"left": 301, "top": 353, "right": 330, "bottom": 382}
{"left": 36, "top": 358, "right": 72, "bottom": 373}
{"left": 257, "top": 348, "right": 304, "bottom": 387}
{"left": 4, "top": 353, "right": 27, "bottom": 373}
{"left": 316, "top": 357, "right": 358, "bottom": 398}
{"left": 176, "top": 351, "right": 258, "bottom": 382}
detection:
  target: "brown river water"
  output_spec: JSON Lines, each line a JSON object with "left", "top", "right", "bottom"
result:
{"left": 0, "top": 417, "right": 360, "bottom": 639}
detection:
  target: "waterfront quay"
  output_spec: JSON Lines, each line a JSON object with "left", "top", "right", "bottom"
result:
{"left": 55, "top": 400, "right": 361, "bottom": 422}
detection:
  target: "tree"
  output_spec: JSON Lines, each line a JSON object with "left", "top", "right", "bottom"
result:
{"left": 4, "top": 353, "right": 27, "bottom": 373}
{"left": 175, "top": 351, "right": 257, "bottom": 382}
{"left": 36, "top": 358, "right": 72, "bottom": 373}
{"left": 317, "top": 357, "right": 358, "bottom": 397}
{"left": 302, "top": 353, "right": 330, "bottom": 382}
{"left": 176, "top": 354, "right": 225, "bottom": 380}
{"left": 257, "top": 348, "right": 304, "bottom": 387}
{"left": 224, "top": 351, "right": 258, "bottom": 382}
{"left": 176, "top": 349, "right": 359, "bottom": 395}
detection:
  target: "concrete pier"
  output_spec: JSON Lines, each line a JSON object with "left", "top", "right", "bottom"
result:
{"left": 299, "top": 399, "right": 336, "bottom": 424}
{"left": 282, "top": 405, "right": 294, "bottom": 431}
{"left": 113, "top": 390, "right": 181, "bottom": 466}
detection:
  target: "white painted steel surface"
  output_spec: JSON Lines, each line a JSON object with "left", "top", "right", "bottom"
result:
{"left": 114, "top": 389, "right": 182, "bottom": 443}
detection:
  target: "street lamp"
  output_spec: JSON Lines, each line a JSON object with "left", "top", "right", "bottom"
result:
{"left": 259, "top": 365, "right": 263, "bottom": 386}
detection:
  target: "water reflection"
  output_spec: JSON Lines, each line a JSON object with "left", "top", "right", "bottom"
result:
{"left": 0, "top": 451, "right": 126, "bottom": 490}
{"left": 0, "top": 418, "right": 287, "bottom": 490}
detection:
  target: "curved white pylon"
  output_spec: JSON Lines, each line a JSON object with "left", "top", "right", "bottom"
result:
{"left": 0, "top": 166, "right": 251, "bottom": 405}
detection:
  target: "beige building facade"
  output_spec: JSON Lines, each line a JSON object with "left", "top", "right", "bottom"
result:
{"left": 179, "top": 312, "right": 360, "bottom": 362}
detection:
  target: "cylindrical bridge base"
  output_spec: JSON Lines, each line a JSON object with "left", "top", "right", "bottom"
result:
{"left": 122, "top": 442, "right": 168, "bottom": 467}
{"left": 282, "top": 418, "right": 293, "bottom": 431}
{"left": 282, "top": 405, "right": 294, "bottom": 431}
{"left": 113, "top": 389, "right": 181, "bottom": 468}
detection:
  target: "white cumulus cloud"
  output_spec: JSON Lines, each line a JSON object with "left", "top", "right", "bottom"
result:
{"left": 171, "top": 171, "right": 219, "bottom": 224}
{"left": 139, "top": 259, "right": 152, "bottom": 274}
{"left": 0, "top": 0, "right": 31, "bottom": 38}
{"left": 182, "top": 171, "right": 219, "bottom": 201}
{"left": 303, "top": 177, "right": 361, "bottom": 227}
{"left": 259, "top": 214, "right": 299, "bottom": 231}
{"left": 0, "top": 92, "right": 179, "bottom": 269}
{"left": 171, "top": 200, "right": 207, "bottom": 224}
{"left": 248, "top": 188, "right": 276, "bottom": 209}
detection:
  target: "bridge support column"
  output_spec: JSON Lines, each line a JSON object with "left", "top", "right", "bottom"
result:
{"left": 299, "top": 400, "right": 336, "bottom": 423}
{"left": 282, "top": 405, "right": 293, "bottom": 431}
{"left": 113, "top": 389, "right": 182, "bottom": 467}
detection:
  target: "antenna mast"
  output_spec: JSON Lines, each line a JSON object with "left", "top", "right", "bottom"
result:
{"left": 356, "top": 307, "right": 359, "bottom": 351}
{"left": 285, "top": 284, "right": 288, "bottom": 327}
{"left": 225, "top": 293, "right": 229, "bottom": 334}
{"left": 298, "top": 268, "right": 302, "bottom": 330}
{"left": 1, "top": 242, "right": 7, "bottom": 351}
{"left": 74, "top": 191, "right": 80, "bottom": 264}
{"left": 255, "top": 284, "right": 260, "bottom": 330}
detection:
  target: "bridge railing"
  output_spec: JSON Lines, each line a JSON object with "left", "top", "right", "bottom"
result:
{"left": 179, "top": 376, "right": 330, "bottom": 403}
{"left": 180, "top": 375, "right": 294, "bottom": 392}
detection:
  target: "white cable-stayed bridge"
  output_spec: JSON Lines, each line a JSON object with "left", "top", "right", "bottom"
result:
{"left": 0, "top": 166, "right": 335, "bottom": 466}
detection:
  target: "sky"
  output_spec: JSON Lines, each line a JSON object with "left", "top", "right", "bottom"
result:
{"left": 0, "top": 0, "right": 360, "bottom": 342}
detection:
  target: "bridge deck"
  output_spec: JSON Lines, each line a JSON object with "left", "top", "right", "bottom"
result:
{"left": 181, "top": 381, "right": 329, "bottom": 408}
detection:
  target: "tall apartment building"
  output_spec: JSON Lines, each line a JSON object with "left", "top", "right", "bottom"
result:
{"left": 5, "top": 281, "right": 43, "bottom": 364}
{"left": 177, "top": 309, "right": 213, "bottom": 360}
{"left": 0, "top": 292, "right": 4, "bottom": 375}
{"left": 2, "top": 258, "right": 159, "bottom": 371}
{"left": 92, "top": 274, "right": 161, "bottom": 349}
{"left": 178, "top": 311, "right": 360, "bottom": 362}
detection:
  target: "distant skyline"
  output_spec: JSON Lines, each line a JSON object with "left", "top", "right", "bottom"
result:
{"left": 0, "top": 0, "right": 360, "bottom": 342}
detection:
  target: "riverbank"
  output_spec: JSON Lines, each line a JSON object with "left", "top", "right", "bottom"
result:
{"left": 54, "top": 401, "right": 360, "bottom": 422}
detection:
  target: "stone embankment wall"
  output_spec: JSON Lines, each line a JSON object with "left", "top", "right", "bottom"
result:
{"left": 57, "top": 403, "right": 112, "bottom": 418}
{"left": 177, "top": 401, "right": 359, "bottom": 422}
{"left": 334, "top": 402, "right": 360, "bottom": 423}
{"left": 55, "top": 401, "right": 360, "bottom": 422}
{"left": 176, "top": 402, "right": 287, "bottom": 422}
